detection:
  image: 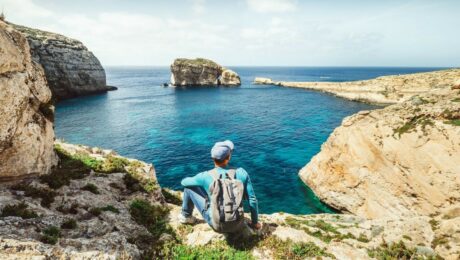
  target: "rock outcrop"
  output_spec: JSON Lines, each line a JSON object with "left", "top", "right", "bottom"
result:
{"left": 170, "top": 58, "right": 241, "bottom": 86}
{"left": 0, "top": 142, "right": 165, "bottom": 259}
{"left": 0, "top": 21, "right": 56, "bottom": 182}
{"left": 11, "top": 23, "right": 115, "bottom": 100}
{"left": 300, "top": 87, "right": 460, "bottom": 220}
{"left": 255, "top": 69, "right": 460, "bottom": 104}
{"left": 166, "top": 194, "right": 459, "bottom": 260}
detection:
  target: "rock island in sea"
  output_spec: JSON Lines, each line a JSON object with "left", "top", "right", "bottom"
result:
{"left": 170, "top": 58, "right": 241, "bottom": 86}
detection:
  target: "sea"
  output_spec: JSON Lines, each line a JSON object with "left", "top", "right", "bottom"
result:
{"left": 55, "top": 66, "right": 445, "bottom": 214}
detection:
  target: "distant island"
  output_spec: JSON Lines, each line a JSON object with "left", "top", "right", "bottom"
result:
{"left": 170, "top": 58, "right": 241, "bottom": 87}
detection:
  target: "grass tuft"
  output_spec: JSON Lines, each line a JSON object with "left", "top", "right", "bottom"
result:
{"left": 101, "top": 205, "right": 120, "bottom": 214}
{"left": 81, "top": 183, "right": 100, "bottom": 194}
{"left": 129, "top": 199, "right": 171, "bottom": 238}
{"left": 161, "top": 188, "right": 182, "bottom": 205}
{"left": 368, "top": 240, "right": 441, "bottom": 260}
{"left": 40, "top": 226, "right": 60, "bottom": 245}
{"left": 89, "top": 207, "right": 102, "bottom": 216}
{"left": 1, "top": 202, "right": 38, "bottom": 219}
{"left": 61, "top": 218, "right": 77, "bottom": 229}
{"left": 11, "top": 183, "right": 57, "bottom": 208}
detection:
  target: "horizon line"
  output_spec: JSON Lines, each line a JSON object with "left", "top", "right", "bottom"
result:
{"left": 103, "top": 65, "right": 459, "bottom": 68}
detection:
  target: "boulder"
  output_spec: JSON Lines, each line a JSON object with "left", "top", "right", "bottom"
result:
{"left": 253, "top": 77, "right": 274, "bottom": 85}
{"left": 452, "top": 79, "right": 460, "bottom": 89}
{"left": 11, "top": 23, "right": 114, "bottom": 100}
{"left": 0, "top": 21, "right": 57, "bottom": 182}
{"left": 170, "top": 58, "right": 240, "bottom": 86}
{"left": 220, "top": 69, "right": 241, "bottom": 86}
{"left": 299, "top": 87, "right": 460, "bottom": 219}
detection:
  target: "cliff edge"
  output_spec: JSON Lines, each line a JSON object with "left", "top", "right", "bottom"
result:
{"left": 0, "top": 21, "right": 56, "bottom": 182}
{"left": 300, "top": 86, "right": 460, "bottom": 221}
{"left": 11, "top": 23, "right": 115, "bottom": 100}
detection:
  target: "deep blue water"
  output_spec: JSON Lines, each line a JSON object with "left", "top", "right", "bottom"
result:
{"left": 55, "top": 66, "right": 446, "bottom": 214}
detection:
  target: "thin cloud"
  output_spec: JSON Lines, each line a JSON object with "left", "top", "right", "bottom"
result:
{"left": 246, "top": 0, "right": 297, "bottom": 13}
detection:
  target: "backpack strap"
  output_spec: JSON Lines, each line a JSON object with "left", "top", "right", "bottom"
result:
{"left": 226, "top": 169, "right": 236, "bottom": 180}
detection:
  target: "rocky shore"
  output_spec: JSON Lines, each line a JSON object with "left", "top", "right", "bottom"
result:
{"left": 11, "top": 23, "right": 116, "bottom": 100}
{"left": 254, "top": 69, "right": 460, "bottom": 104}
{"left": 2, "top": 20, "right": 460, "bottom": 259}
{"left": 170, "top": 58, "right": 241, "bottom": 86}
{"left": 299, "top": 87, "right": 460, "bottom": 221}
{"left": 1, "top": 143, "right": 457, "bottom": 259}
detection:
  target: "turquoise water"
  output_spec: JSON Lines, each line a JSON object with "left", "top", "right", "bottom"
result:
{"left": 55, "top": 67, "right": 444, "bottom": 214}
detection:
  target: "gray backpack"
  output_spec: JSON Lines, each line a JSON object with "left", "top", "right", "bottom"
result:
{"left": 208, "top": 168, "right": 245, "bottom": 233}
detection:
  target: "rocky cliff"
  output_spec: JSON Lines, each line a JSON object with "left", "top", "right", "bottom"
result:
{"left": 1, "top": 143, "right": 457, "bottom": 259}
{"left": 0, "top": 142, "right": 166, "bottom": 259}
{"left": 170, "top": 58, "right": 241, "bottom": 86}
{"left": 11, "top": 23, "right": 115, "bottom": 100}
{"left": 0, "top": 21, "right": 56, "bottom": 182}
{"left": 254, "top": 69, "right": 460, "bottom": 104}
{"left": 300, "top": 87, "right": 460, "bottom": 221}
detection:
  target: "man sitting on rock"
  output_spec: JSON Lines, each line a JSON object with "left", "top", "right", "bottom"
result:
{"left": 179, "top": 140, "right": 261, "bottom": 232}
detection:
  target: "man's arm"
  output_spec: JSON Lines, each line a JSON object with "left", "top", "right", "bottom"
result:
{"left": 181, "top": 172, "right": 205, "bottom": 187}
{"left": 240, "top": 169, "right": 258, "bottom": 225}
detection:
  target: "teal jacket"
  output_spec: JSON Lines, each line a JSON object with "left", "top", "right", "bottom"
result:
{"left": 181, "top": 166, "right": 259, "bottom": 224}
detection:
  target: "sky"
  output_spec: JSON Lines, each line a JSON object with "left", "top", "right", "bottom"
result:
{"left": 1, "top": 0, "right": 459, "bottom": 67}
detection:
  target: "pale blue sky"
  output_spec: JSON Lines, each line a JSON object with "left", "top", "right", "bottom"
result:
{"left": 2, "top": 0, "right": 459, "bottom": 67}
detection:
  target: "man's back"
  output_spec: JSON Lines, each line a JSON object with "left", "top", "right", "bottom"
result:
{"left": 181, "top": 166, "right": 259, "bottom": 226}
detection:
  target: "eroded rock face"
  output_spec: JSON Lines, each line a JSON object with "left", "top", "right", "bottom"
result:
{"left": 168, "top": 201, "right": 459, "bottom": 260}
{"left": 11, "top": 23, "right": 114, "bottom": 100}
{"left": 170, "top": 58, "right": 241, "bottom": 86}
{"left": 0, "top": 142, "right": 165, "bottom": 259}
{"left": 0, "top": 21, "right": 56, "bottom": 182}
{"left": 256, "top": 69, "right": 460, "bottom": 104}
{"left": 300, "top": 87, "right": 460, "bottom": 220}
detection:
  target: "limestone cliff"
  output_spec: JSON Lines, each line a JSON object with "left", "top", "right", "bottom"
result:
{"left": 170, "top": 58, "right": 241, "bottom": 86}
{"left": 299, "top": 87, "right": 460, "bottom": 220}
{"left": 0, "top": 142, "right": 165, "bottom": 259}
{"left": 255, "top": 69, "right": 460, "bottom": 104}
{"left": 11, "top": 23, "right": 115, "bottom": 100}
{"left": 0, "top": 21, "right": 56, "bottom": 182}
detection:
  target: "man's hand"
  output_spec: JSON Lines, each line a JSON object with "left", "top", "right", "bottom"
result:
{"left": 249, "top": 222, "right": 262, "bottom": 230}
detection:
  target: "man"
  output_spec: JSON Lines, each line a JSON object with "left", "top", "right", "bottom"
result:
{"left": 179, "top": 140, "right": 261, "bottom": 231}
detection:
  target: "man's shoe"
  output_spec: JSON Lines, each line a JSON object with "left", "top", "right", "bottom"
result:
{"left": 178, "top": 214, "right": 197, "bottom": 224}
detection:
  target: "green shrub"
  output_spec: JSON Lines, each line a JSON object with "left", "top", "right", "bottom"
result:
{"left": 81, "top": 183, "right": 100, "bottom": 194}
{"left": 368, "top": 241, "right": 440, "bottom": 260}
{"left": 11, "top": 183, "right": 57, "bottom": 208}
{"left": 56, "top": 203, "right": 79, "bottom": 215}
{"left": 161, "top": 188, "right": 182, "bottom": 205}
{"left": 41, "top": 226, "right": 60, "bottom": 245}
{"left": 1, "top": 202, "right": 38, "bottom": 219}
{"left": 89, "top": 207, "right": 102, "bottom": 216}
{"left": 101, "top": 205, "right": 120, "bottom": 214}
{"left": 262, "top": 237, "right": 335, "bottom": 259}
{"left": 129, "top": 199, "right": 172, "bottom": 239}
{"left": 123, "top": 172, "right": 159, "bottom": 194}
{"left": 167, "top": 243, "right": 254, "bottom": 260}
{"left": 357, "top": 233, "right": 370, "bottom": 243}
{"left": 99, "top": 155, "right": 129, "bottom": 173}
{"left": 444, "top": 119, "right": 460, "bottom": 126}
{"left": 61, "top": 218, "right": 77, "bottom": 229}
{"left": 41, "top": 145, "right": 91, "bottom": 189}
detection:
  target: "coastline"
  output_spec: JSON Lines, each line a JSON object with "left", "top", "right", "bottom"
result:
{"left": 254, "top": 68, "right": 460, "bottom": 105}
